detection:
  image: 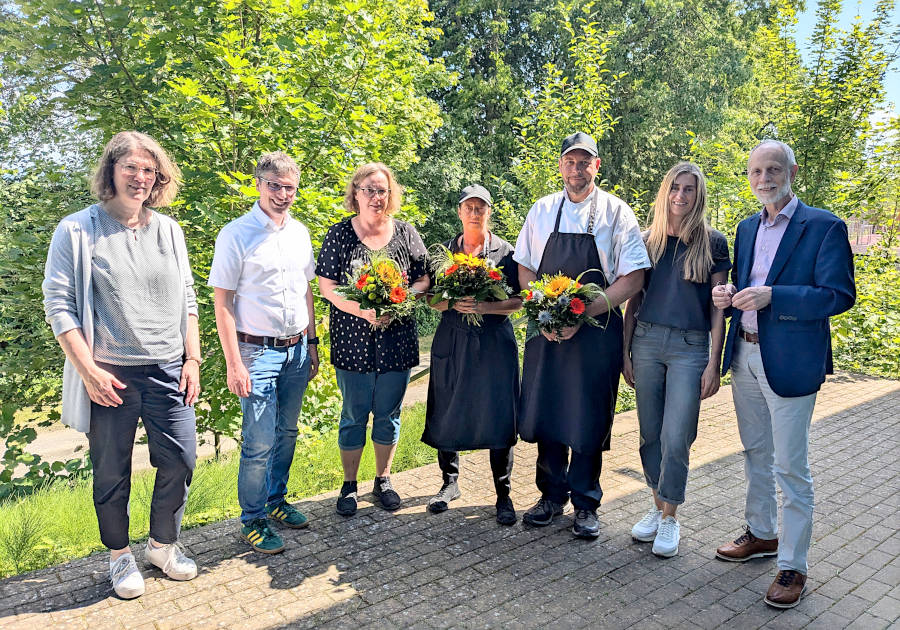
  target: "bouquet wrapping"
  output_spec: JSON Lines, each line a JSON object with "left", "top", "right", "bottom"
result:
{"left": 428, "top": 244, "right": 512, "bottom": 325}
{"left": 520, "top": 271, "right": 610, "bottom": 341}
{"left": 335, "top": 251, "right": 418, "bottom": 324}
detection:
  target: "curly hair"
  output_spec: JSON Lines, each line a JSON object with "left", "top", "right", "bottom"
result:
{"left": 90, "top": 131, "right": 182, "bottom": 208}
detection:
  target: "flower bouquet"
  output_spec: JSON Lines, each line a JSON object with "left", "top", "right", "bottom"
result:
{"left": 520, "top": 271, "right": 610, "bottom": 341}
{"left": 428, "top": 245, "right": 512, "bottom": 325}
{"left": 336, "top": 251, "right": 418, "bottom": 323}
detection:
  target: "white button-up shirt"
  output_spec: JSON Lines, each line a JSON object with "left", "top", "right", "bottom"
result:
{"left": 208, "top": 202, "right": 315, "bottom": 337}
{"left": 514, "top": 187, "right": 650, "bottom": 285}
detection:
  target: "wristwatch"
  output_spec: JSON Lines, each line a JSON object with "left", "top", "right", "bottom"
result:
{"left": 307, "top": 336, "right": 320, "bottom": 345}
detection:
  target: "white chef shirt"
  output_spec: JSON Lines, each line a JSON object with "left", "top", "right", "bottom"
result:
{"left": 514, "top": 187, "right": 650, "bottom": 285}
{"left": 208, "top": 202, "right": 315, "bottom": 337}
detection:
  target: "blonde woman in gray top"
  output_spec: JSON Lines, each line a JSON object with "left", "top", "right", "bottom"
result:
{"left": 42, "top": 131, "right": 200, "bottom": 599}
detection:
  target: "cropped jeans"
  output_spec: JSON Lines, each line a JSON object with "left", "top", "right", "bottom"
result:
{"left": 237, "top": 340, "right": 310, "bottom": 525}
{"left": 334, "top": 368, "right": 410, "bottom": 450}
{"left": 631, "top": 321, "right": 709, "bottom": 505}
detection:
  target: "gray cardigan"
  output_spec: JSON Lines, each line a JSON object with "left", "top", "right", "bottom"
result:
{"left": 42, "top": 204, "right": 197, "bottom": 432}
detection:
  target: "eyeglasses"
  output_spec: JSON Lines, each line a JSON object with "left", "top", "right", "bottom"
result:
{"left": 357, "top": 186, "right": 390, "bottom": 199}
{"left": 118, "top": 162, "right": 158, "bottom": 179}
{"left": 259, "top": 178, "right": 298, "bottom": 195}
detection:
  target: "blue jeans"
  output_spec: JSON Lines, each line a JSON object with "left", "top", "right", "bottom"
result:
{"left": 631, "top": 321, "right": 709, "bottom": 505}
{"left": 335, "top": 368, "right": 410, "bottom": 450}
{"left": 237, "top": 340, "right": 310, "bottom": 524}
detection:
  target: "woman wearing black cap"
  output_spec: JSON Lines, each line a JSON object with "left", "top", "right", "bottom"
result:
{"left": 422, "top": 184, "right": 523, "bottom": 525}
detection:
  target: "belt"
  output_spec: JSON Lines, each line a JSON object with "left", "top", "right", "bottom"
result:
{"left": 739, "top": 328, "right": 759, "bottom": 344}
{"left": 236, "top": 331, "right": 304, "bottom": 348}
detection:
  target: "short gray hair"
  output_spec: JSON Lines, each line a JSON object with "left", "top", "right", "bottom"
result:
{"left": 749, "top": 140, "right": 797, "bottom": 168}
{"left": 254, "top": 151, "right": 300, "bottom": 181}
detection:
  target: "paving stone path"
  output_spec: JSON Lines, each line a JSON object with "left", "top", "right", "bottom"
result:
{"left": 0, "top": 372, "right": 897, "bottom": 629}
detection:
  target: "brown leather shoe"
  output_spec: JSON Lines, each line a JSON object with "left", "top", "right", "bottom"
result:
{"left": 715, "top": 528, "right": 778, "bottom": 562}
{"left": 765, "top": 570, "right": 807, "bottom": 608}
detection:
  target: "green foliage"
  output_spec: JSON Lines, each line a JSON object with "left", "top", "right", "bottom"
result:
{"left": 832, "top": 246, "right": 900, "bottom": 378}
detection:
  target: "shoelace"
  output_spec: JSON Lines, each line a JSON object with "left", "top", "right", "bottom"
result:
{"left": 657, "top": 518, "right": 677, "bottom": 539}
{"left": 775, "top": 570, "right": 798, "bottom": 586}
{"left": 575, "top": 509, "right": 593, "bottom": 519}
{"left": 637, "top": 510, "right": 660, "bottom": 526}
{"left": 733, "top": 528, "right": 756, "bottom": 545}
{"left": 151, "top": 541, "right": 190, "bottom": 573}
{"left": 111, "top": 555, "right": 137, "bottom": 581}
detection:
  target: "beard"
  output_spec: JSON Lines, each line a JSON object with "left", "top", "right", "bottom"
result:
{"left": 565, "top": 176, "right": 593, "bottom": 197}
{"left": 752, "top": 179, "right": 792, "bottom": 206}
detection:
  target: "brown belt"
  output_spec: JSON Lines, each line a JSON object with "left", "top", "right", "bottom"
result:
{"left": 236, "top": 331, "right": 304, "bottom": 348}
{"left": 739, "top": 328, "right": 759, "bottom": 344}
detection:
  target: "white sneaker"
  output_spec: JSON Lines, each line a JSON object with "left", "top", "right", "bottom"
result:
{"left": 144, "top": 538, "right": 198, "bottom": 581}
{"left": 110, "top": 552, "right": 145, "bottom": 599}
{"left": 631, "top": 508, "right": 662, "bottom": 542}
{"left": 652, "top": 516, "right": 680, "bottom": 557}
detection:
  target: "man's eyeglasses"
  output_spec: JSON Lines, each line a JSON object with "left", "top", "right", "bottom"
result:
{"left": 259, "top": 178, "right": 298, "bottom": 195}
{"left": 357, "top": 186, "right": 390, "bottom": 199}
{"left": 118, "top": 162, "right": 158, "bottom": 179}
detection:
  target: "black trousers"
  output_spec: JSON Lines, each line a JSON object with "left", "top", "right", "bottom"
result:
{"left": 535, "top": 441, "right": 604, "bottom": 510}
{"left": 437, "top": 447, "right": 514, "bottom": 499}
{"left": 88, "top": 361, "right": 196, "bottom": 550}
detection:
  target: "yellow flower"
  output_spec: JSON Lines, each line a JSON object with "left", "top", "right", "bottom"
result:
{"left": 543, "top": 274, "right": 574, "bottom": 298}
{"left": 376, "top": 261, "right": 402, "bottom": 286}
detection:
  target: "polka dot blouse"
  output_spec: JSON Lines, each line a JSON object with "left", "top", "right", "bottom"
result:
{"left": 316, "top": 218, "right": 428, "bottom": 374}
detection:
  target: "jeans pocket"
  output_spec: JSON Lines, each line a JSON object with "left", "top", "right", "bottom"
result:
{"left": 633, "top": 321, "right": 650, "bottom": 338}
{"left": 238, "top": 341, "right": 265, "bottom": 366}
{"left": 682, "top": 331, "right": 709, "bottom": 347}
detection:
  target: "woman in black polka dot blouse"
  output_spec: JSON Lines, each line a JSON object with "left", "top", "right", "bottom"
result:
{"left": 317, "top": 162, "right": 429, "bottom": 517}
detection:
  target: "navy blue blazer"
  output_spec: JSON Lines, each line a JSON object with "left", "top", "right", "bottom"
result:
{"left": 721, "top": 201, "right": 856, "bottom": 397}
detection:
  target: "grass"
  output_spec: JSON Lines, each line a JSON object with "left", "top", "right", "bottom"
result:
{"left": 0, "top": 403, "right": 436, "bottom": 578}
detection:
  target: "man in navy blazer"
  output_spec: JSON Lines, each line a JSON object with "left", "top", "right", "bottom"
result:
{"left": 711, "top": 140, "right": 855, "bottom": 609}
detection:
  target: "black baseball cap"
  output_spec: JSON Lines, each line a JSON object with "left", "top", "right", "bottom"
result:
{"left": 560, "top": 132, "right": 598, "bottom": 157}
{"left": 458, "top": 184, "right": 492, "bottom": 206}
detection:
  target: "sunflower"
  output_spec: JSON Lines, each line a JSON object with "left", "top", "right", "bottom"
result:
{"left": 543, "top": 274, "right": 574, "bottom": 298}
{"left": 376, "top": 261, "right": 402, "bottom": 286}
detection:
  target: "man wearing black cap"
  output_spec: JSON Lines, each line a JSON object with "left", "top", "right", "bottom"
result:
{"left": 514, "top": 132, "right": 650, "bottom": 538}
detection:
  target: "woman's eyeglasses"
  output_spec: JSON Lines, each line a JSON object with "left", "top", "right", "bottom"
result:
{"left": 357, "top": 187, "right": 390, "bottom": 199}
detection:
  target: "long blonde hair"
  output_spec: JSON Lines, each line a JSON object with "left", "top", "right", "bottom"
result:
{"left": 646, "top": 162, "right": 713, "bottom": 283}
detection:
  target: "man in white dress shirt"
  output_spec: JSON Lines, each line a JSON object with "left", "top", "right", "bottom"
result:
{"left": 209, "top": 151, "right": 319, "bottom": 554}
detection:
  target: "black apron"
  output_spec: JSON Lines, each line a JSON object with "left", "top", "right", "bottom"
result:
{"left": 518, "top": 195, "right": 623, "bottom": 454}
{"left": 422, "top": 237, "right": 519, "bottom": 451}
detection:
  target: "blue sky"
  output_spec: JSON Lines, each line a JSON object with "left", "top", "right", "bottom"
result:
{"left": 795, "top": 0, "right": 900, "bottom": 116}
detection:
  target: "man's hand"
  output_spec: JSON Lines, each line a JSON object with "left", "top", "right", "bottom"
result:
{"left": 700, "top": 362, "right": 720, "bottom": 400}
{"left": 731, "top": 286, "right": 772, "bottom": 312}
{"left": 179, "top": 359, "right": 201, "bottom": 406}
{"left": 712, "top": 283, "right": 737, "bottom": 310}
{"left": 84, "top": 365, "right": 127, "bottom": 407}
{"left": 308, "top": 344, "right": 319, "bottom": 380}
{"left": 227, "top": 362, "right": 252, "bottom": 398}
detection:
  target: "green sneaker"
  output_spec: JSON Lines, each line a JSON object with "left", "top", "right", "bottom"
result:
{"left": 266, "top": 501, "right": 310, "bottom": 529}
{"left": 241, "top": 518, "right": 284, "bottom": 554}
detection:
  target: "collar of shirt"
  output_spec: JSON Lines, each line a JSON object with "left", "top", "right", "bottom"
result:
{"left": 563, "top": 185, "right": 598, "bottom": 214}
{"left": 250, "top": 201, "right": 292, "bottom": 232}
{"left": 761, "top": 194, "right": 798, "bottom": 227}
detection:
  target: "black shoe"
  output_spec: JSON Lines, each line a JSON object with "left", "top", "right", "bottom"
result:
{"left": 495, "top": 496, "right": 517, "bottom": 526}
{"left": 372, "top": 476, "right": 401, "bottom": 511}
{"left": 336, "top": 481, "right": 358, "bottom": 516}
{"left": 522, "top": 497, "right": 565, "bottom": 526}
{"left": 573, "top": 508, "right": 600, "bottom": 539}
{"left": 428, "top": 481, "right": 461, "bottom": 513}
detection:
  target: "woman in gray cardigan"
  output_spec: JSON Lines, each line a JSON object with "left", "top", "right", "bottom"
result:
{"left": 42, "top": 131, "right": 200, "bottom": 599}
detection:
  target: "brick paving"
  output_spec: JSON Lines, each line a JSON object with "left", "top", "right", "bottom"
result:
{"left": 0, "top": 372, "right": 897, "bottom": 629}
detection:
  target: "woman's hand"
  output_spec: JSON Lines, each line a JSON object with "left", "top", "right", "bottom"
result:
{"left": 180, "top": 359, "right": 201, "bottom": 406}
{"left": 84, "top": 365, "right": 127, "bottom": 407}
{"left": 360, "top": 308, "right": 392, "bottom": 328}
{"left": 622, "top": 355, "right": 635, "bottom": 388}
{"left": 542, "top": 322, "right": 581, "bottom": 342}
{"left": 451, "top": 297, "right": 479, "bottom": 314}
{"left": 700, "top": 362, "right": 721, "bottom": 400}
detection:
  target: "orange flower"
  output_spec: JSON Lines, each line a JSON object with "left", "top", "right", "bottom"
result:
{"left": 446, "top": 264, "right": 459, "bottom": 274}
{"left": 355, "top": 274, "right": 369, "bottom": 290}
{"left": 488, "top": 270, "right": 502, "bottom": 281}
{"left": 525, "top": 290, "right": 533, "bottom": 300}
{"left": 569, "top": 298, "right": 585, "bottom": 315}
{"left": 389, "top": 286, "right": 407, "bottom": 303}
